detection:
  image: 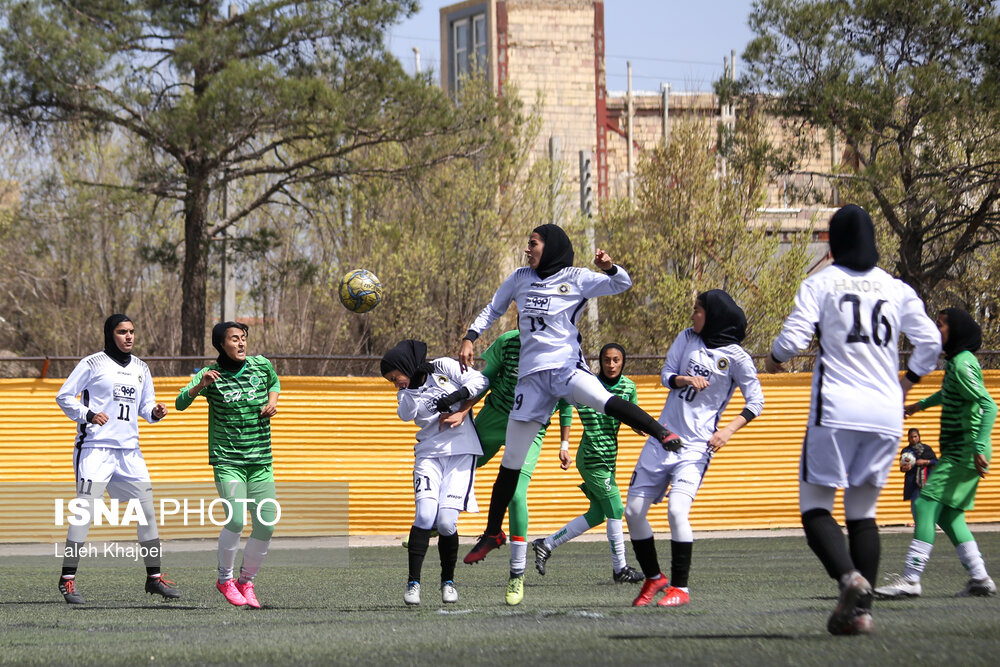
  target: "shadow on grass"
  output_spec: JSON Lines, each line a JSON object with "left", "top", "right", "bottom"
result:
{"left": 609, "top": 633, "right": 805, "bottom": 641}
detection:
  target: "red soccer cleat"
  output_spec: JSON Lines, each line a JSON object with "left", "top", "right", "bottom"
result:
{"left": 632, "top": 574, "right": 670, "bottom": 606}
{"left": 660, "top": 429, "right": 682, "bottom": 453}
{"left": 464, "top": 530, "right": 507, "bottom": 564}
{"left": 234, "top": 579, "right": 260, "bottom": 609}
{"left": 216, "top": 578, "right": 248, "bottom": 607}
{"left": 656, "top": 586, "right": 690, "bottom": 607}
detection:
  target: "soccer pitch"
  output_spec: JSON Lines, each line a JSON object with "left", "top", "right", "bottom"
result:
{"left": 1, "top": 532, "right": 998, "bottom": 665}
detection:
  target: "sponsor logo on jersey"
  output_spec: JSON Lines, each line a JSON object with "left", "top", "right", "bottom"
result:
{"left": 716, "top": 357, "right": 729, "bottom": 371}
{"left": 530, "top": 282, "right": 547, "bottom": 288}
{"left": 113, "top": 384, "right": 137, "bottom": 402}
{"left": 523, "top": 295, "right": 550, "bottom": 313}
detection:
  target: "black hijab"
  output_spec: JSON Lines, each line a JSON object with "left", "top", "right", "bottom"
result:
{"left": 829, "top": 204, "right": 879, "bottom": 271}
{"left": 598, "top": 342, "right": 626, "bottom": 386}
{"left": 212, "top": 321, "right": 249, "bottom": 373}
{"left": 532, "top": 224, "right": 575, "bottom": 279}
{"left": 103, "top": 314, "right": 133, "bottom": 366}
{"left": 380, "top": 339, "right": 435, "bottom": 388}
{"left": 697, "top": 290, "right": 747, "bottom": 349}
{"left": 940, "top": 308, "right": 982, "bottom": 359}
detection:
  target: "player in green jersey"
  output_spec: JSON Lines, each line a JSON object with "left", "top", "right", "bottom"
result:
{"left": 449, "top": 330, "right": 571, "bottom": 605}
{"left": 175, "top": 322, "right": 280, "bottom": 609}
{"left": 876, "top": 308, "right": 996, "bottom": 599}
{"left": 531, "top": 343, "right": 644, "bottom": 584}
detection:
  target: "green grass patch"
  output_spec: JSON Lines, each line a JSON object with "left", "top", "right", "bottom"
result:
{"left": 1, "top": 532, "right": 998, "bottom": 665}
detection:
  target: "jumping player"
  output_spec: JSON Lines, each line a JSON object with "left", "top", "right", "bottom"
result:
{"left": 625, "top": 291, "right": 763, "bottom": 607}
{"left": 446, "top": 329, "right": 571, "bottom": 606}
{"left": 875, "top": 308, "right": 996, "bottom": 599}
{"left": 766, "top": 204, "right": 941, "bottom": 635}
{"left": 459, "top": 224, "right": 681, "bottom": 577}
{"left": 55, "top": 314, "right": 178, "bottom": 604}
{"left": 175, "top": 322, "right": 280, "bottom": 609}
{"left": 532, "top": 343, "right": 644, "bottom": 585}
{"left": 381, "top": 339, "right": 487, "bottom": 606}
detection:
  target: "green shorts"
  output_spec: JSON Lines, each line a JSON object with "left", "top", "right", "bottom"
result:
{"left": 475, "top": 404, "right": 545, "bottom": 475}
{"left": 918, "top": 457, "right": 981, "bottom": 511}
{"left": 213, "top": 462, "right": 277, "bottom": 539}
{"left": 577, "top": 460, "right": 620, "bottom": 502}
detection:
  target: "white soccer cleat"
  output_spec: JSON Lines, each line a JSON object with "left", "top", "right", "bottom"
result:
{"left": 404, "top": 580, "right": 421, "bottom": 605}
{"left": 441, "top": 580, "right": 458, "bottom": 604}
{"left": 956, "top": 577, "right": 997, "bottom": 597}
{"left": 874, "top": 573, "right": 922, "bottom": 598}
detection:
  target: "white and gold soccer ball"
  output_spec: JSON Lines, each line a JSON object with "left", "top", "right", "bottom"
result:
{"left": 338, "top": 269, "right": 383, "bottom": 314}
{"left": 900, "top": 451, "right": 916, "bottom": 467}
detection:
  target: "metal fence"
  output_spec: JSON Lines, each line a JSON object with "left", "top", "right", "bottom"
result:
{"left": 5, "top": 351, "right": 1000, "bottom": 379}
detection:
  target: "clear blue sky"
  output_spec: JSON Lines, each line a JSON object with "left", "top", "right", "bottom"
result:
{"left": 387, "top": 0, "right": 757, "bottom": 93}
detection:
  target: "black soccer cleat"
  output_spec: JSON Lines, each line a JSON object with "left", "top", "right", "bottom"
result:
{"left": 59, "top": 577, "right": 85, "bottom": 604}
{"left": 464, "top": 530, "right": 506, "bottom": 564}
{"left": 532, "top": 538, "right": 552, "bottom": 575}
{"left": 613, "top": 565, "right": 644, "bottom": 584}
{"left": 659, "top": 429, "right": 682, "bottom": 452}
{"left": 145, "top": 574, "right": 181, "bottom": 599}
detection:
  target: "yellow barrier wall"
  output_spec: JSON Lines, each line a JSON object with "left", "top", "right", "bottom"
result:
{"left": 2, "top": 372, "right": 999, "bottom": 539}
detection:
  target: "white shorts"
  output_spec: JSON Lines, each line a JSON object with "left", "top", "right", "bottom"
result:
{"left": 73, "top": 446, "right": 153, "bottom": 500}
{"left": 628, "top": 439, "right": 710, "bottom": 502}
{"left": 800, "top": 425, "right": 898, "bottom": 489}
{"left": 414, "top": 454, "right": 479, "bottom": 513}
{"left": 509, "top": 366, "right": 610, "bottom": 423}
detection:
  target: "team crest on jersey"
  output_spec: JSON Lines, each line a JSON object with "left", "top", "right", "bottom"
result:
{"left": 249, "top": 374, "right": 262, "bottom": 388}
{"left": 436, "top": 375, "right": 449, "bottom": 386}
{"left": 716, "top": 357, "right": 729, "bottom": 371}
{"left": 558, "top": 283, "right": 570, "bottom": 294}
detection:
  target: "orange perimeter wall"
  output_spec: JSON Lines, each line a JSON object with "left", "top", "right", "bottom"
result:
{"left": 2, "top": 372, "right": 999, "bottom": 539}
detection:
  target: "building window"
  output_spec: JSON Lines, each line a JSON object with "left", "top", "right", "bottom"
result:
{"left": 445, "top": 4, "right": 488, "bottom": 95}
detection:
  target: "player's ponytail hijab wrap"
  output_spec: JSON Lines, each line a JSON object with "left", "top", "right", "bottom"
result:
{"left": 103, "top": 314, "right": 132, "bottom": 366}
{"left": 697, "top": 290, "right": 747, "bottom": 349}
{"left": 532, "top": 223, "right": 574, "bottom": 279}
{"left": 381, "top": 339, "right": 436, "bottom": 388}
{"left": 829, "top": 204, "right": 879, "bottom": 271}
{"left": 212, "top": 321, "right": 249, "bottom": 373}
{"left": 940, "top": 308, "right": 982, "bottom": 359}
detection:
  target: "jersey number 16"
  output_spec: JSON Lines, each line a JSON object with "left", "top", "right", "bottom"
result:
{"left": 840, "top": 295, "right": 892, "bottom": 347}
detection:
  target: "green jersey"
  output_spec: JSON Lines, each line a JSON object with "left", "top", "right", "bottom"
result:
{"left": 573, "top": 374, "right": 637, "bottom": 470}
{"left": 176, "top": 355, "right": 281, "bottom": 466}
{"left": 917, "top": 351, "right": 996, "bottom": 465}
{"left": 480, "top": 330, "right": 521, "bottom": 414}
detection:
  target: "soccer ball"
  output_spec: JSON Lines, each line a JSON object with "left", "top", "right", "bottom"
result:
{"left": 338, "top": 269, "right": 383, "bottom": 313}
{"left": 900, "top": 451, "right": 916, "bottom": 467}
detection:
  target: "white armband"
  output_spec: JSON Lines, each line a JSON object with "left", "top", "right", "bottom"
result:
{"left": 560, "top": 440, "right": 570, "bottom": 451}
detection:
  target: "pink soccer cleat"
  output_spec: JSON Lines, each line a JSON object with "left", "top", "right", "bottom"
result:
{"left": 234, "top": 579, "right": 261, "bottom": 609}
{"left": 216, "top": 578, "right": 248, "bottom": 607}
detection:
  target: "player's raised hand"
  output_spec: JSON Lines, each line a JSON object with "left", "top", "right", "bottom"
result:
{"left": 682, "top": 375, "right": 709, "bottom": 392}
{"left": 200, "top": 369, "right": 221, "bottom": 389}
{"left": 152, "top": 403, "right": 167, "bottom": 420}
{"left": 594, "top": 248, "right": 613, "bottom": 271}
{"left": 458, "top": 339, "right": 475, "bottom": 372}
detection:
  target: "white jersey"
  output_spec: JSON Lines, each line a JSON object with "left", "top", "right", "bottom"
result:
{"left": 651, "top": 328, "right": 764, "bottom": 452}
{"left": 396, "top": 357, "right": 488, "bottom": 459}
{"left": 469, "top": 265, "right": 632, "bottom": 376}
{"left": 56, "top": 352, "right": 162, "bottom": 450}
{"left": 771, "top": 264, "right": 941, "bottom": 437}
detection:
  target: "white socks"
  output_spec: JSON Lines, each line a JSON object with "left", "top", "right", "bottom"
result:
{"left": 509, "top": 540, "right": 527, "bottom": 576}
{"left": 956, "top": 540, "right": 989, "bottom": 581}
{"left": 239, "top": 537, "right": 270, "bottom": 583}
{"left": 217, "top": 527, "right": 241, "bottom": 582}
{"left": 607, "top": 518, "right": 627, "bottom": 572}
{"left": 550, "top": 515, "right": 591, "bottom": 550}
{"left": 902, "top": 539, "right": 933, "bottom": 582}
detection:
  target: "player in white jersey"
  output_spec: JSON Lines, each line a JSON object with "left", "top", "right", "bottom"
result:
{"left": 625, "top": 290, "right": 764, "bottom": 607}
{"left": 766, "top": 204, "right": 941, "bottom": 635}
{"left": 382, "top": 339, "right": 487, "bottom": 606}
{"left": 459, "top": 224, "right": 680, "bottom": 570}
{"left": 54, "top": 314, "right": 178, "bottom": 604}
